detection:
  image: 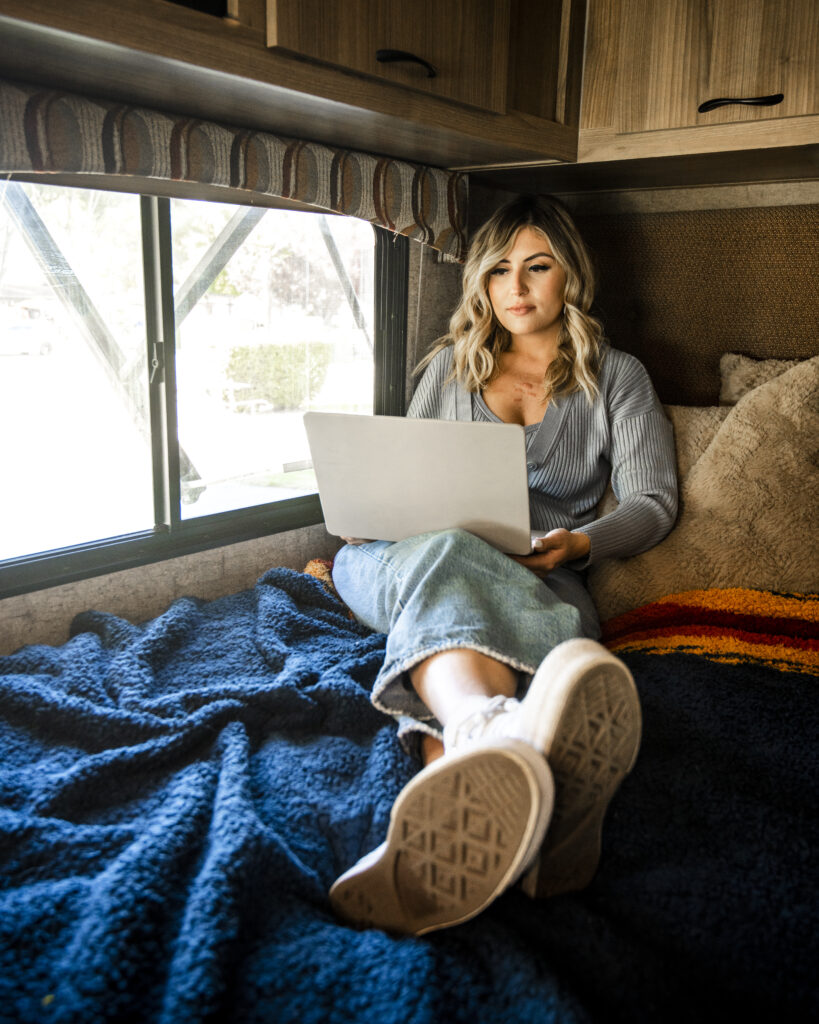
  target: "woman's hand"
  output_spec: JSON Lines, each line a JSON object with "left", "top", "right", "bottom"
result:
{"left": 510, "top": 529, "right": 590, "bottom": 578}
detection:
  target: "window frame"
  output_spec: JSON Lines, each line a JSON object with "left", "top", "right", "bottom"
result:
{"left": 0, "top": 188, "right": 409, "bottom": 600}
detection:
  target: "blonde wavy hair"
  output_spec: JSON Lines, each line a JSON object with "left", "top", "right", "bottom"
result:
{"left": 418, "top": 194, "right": 604, "bottom": 402}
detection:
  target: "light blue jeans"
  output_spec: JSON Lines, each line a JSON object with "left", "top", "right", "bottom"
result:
{"left": 331, "top": 528, "right": 600, "bottom": 756}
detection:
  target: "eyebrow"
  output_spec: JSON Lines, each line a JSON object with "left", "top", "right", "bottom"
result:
{"left": 496, "top": 251, "right": 554, "bottom": 264}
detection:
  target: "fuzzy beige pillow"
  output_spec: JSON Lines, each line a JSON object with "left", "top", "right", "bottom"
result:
{"left": 665, "top": 405, "right": 730, "bottom": 477}
{"left": 719, "top": 352, "right": 805, "bottom": 405}
{"left": 588, "top": 356, "right": 819, "bottom": 621}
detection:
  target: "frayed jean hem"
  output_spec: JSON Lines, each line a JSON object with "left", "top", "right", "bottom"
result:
{"left": 371, "top": 640, "right": 537, "bottom": 724}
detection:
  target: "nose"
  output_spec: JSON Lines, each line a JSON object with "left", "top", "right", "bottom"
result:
{"left": 510, "top": 270, "right": 528, "bottom": 295}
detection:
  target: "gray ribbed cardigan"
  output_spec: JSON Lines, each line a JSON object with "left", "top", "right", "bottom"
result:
{"left": 406, "top": 345, "right": 678, "bottom": 567}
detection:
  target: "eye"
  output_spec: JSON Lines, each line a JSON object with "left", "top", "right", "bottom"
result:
{"left": 529, "top": 262, "right": 552, "bottom": 273}
{"left": 488, "top": 267, "right": 508, "bottom": 277}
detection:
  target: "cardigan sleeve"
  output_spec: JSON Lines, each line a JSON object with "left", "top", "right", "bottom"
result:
{"left": 580, "top": 353, "right": 678, "bottom": 565}
{"left": 406, "top": 347, "right": 455, "bottom": 419}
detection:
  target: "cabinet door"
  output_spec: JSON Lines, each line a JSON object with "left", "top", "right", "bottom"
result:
{"left": 267, "top": 0, "right": 510, "bottom": 113}
{"left": 616, "top": 0, "right": 818, "bottom": 133}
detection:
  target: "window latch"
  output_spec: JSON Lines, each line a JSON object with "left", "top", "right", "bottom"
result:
{"left": 150, "top": 341, "right": 164, "bottom": 384}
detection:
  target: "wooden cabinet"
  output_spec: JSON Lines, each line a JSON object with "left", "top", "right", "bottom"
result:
{"left": 580, "top": 0, "right": 819, "bottom": 161}
{"left": 266, "top": 0, "right": 588, "bottom": 163}
{"left": 267, "top": 0, "right": 510, "bottom": 113}
{"left": 1, "top": 0, "right": 815, "bottom": 174}
{"left": 0, "top": 0, "right": 586, "bottom": 169}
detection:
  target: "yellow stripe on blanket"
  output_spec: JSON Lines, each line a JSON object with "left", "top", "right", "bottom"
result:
{"left": 608, "top": 634, "right": 818, "bottom": 674}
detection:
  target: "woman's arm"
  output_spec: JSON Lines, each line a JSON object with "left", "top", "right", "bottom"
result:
{"left": 406, "top": 347, "right": 458, "bottom": 420}
{"left": 581, "top": 404, "right": 678, "bottom": 566}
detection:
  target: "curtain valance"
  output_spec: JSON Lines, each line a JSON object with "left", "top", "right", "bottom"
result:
{"left": 0, "top": 79, "right": 468, "bottom": 260}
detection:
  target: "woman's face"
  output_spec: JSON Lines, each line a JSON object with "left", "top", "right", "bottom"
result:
{"left": 486, "top": 226, "right": 567, "bottom": 345}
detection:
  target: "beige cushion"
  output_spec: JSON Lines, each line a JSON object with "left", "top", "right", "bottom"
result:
{"left": 665, "top": 405, "right": 730, "bottom": 477}
{"left": 719, "top": 352, "right": 805, "bottom": 405}
{"left": 588, "top": 356, "right": 819, "bottom": 621}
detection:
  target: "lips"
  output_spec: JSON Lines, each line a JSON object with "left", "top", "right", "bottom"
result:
{"left": 507, "top": 305, "right": 535, "bottom": 315}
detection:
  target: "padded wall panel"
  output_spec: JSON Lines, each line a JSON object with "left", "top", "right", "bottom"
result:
{"left": 575, "top": 204, "right": 818, "bottom": 405}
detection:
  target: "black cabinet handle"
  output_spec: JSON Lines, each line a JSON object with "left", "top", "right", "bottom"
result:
{"left": 697, "top": 92, "right": 784, "bottom": 113}
{"left": 375, "top": 49, "right": 437, "bottom": 78}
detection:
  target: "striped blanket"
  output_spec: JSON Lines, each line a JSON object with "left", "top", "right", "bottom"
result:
{"left": 604, "top": 588, "right": 818, "bottom": 674}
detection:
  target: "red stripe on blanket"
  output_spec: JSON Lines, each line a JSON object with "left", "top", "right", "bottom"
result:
{"left": 606, "top": 623, "right": 818, "bottom": 652}
{"left": 602, "top": 602, "right": 819, "bottom": 644}
{"left": 600, "top": 590, "right": 819, "bottom": 675}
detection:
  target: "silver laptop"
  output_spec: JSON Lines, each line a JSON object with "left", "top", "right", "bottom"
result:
{"left": 303, "top": 412, "right": 537, "bottom": 554}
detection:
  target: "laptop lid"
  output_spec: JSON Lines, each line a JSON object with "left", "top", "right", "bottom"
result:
{"left": 303, "top": 412, "right": 533, "bottom": 554}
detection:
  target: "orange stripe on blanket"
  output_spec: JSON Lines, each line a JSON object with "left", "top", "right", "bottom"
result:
{"left": 607, "top": 633, "right": 819, "bottom": 674}
{"left": 647, "top": 589, "right": 819, "bottom": 620}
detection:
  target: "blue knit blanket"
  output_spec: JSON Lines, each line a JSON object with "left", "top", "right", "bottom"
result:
{"left": 1, "top": 569, "right": 816, "bottom": 1024}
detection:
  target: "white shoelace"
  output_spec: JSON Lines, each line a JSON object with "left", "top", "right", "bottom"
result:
{"left": 447, "top": 695, "right": 520, "bottom": 747}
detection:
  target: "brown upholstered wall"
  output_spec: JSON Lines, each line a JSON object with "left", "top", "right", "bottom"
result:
{"left": 574, "top": 204, "right": 818, "bottom": 405}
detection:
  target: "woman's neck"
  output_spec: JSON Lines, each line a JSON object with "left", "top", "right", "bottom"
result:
{"left": 505, "top": 328, "right": 560, "bottom": 367}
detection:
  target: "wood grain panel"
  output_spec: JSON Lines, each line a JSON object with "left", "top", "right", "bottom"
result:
{"left": 226, "top": 0, "right": 265, "bottom": 31}
{"left": 579, "top": 0, "right": 621, "bottom": 129}
{"left": 696, "top": 0, "right": 819, "bottom": 125}
{"left": 617, "top": 0, "right": 818, "bottom": 134}
{"left": 508, "top": 0, "right": 585, "bottom": 126}
{"left": 580, "top": 0, "right": 818, "bottom": 160}
{"left": 0, "top": 2, "right": 578, "bottom": 168}
{"left": 471, "top": 145, "right": 819, "bottom": 195}
{"left": 507, "top": 0, "right": 563, "bottom": 120}
{"left": 579, "top": 115, "right": 819, "bottom": 161}
{"left": 268, "top": 0, "right": 510, "bottom": 113}
{"left": 616, "top": 0, "right": 704, "bottom": 134}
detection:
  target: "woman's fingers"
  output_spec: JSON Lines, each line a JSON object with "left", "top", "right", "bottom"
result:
{"left": 509, "top": 550, "right": 559, "bottom": 577}
{"left": 512, "top": 528, "right": 590, "bottom": 578}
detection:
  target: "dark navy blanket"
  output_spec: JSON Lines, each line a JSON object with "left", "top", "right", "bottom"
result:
{"left": 1, "top": 569, "right": 817, "bottom": 1024}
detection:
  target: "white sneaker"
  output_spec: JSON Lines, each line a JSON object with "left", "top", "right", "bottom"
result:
{"left": 444, "top": 638, "right": 642, "bottom": 898}
{"left": 329, "top": 738, "right": 554, "bottom": 935}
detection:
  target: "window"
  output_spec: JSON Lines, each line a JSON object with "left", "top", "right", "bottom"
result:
{"left": 170, "top": 198, "right": 376, "bottom": 519}
{"left": 0, "top": 181, "right": 407, "bottom": 597}
{"left": 1, "top": 185, "right": 153, "bottom": 560}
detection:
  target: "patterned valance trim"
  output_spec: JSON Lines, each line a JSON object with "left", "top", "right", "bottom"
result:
{"left": 0, "top": 79, "right": 468, "bottom": 260}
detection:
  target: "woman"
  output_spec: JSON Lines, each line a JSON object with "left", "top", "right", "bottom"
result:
{"left": 328, "top": 195, "right": 678, "bottom": 936}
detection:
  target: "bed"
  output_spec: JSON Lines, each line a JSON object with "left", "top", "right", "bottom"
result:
{"left": 1, "top": 353, "right": 817, "bottom": 1024}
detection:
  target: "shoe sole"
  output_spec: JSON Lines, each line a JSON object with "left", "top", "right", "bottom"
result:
{"left": 329, "top": 739, "right": 552, "bottom": 936}
{"left": 518, "top": 639, "right": 642, "bottom": 899}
